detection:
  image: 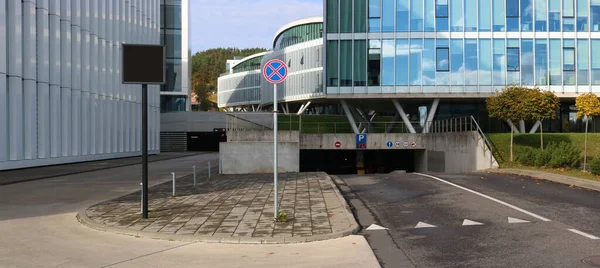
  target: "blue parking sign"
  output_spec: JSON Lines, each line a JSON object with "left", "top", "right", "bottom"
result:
{"left": 356, "top": 134, "right": 367, "bottom": 149}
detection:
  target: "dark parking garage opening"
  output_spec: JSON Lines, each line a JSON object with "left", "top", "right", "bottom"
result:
{"left": 300, "top": 149, "right": 419, "bottom": 175}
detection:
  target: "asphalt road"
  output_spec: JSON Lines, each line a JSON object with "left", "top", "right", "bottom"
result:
{"left": 338, "top": 172, "right": 600, "bottom": 268}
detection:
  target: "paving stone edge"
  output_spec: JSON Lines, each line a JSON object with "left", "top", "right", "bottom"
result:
{"left": 76, "top": 172, "right": 359, "bottom": 244}
{"left": 484, "top": 168, "right": 600, "bottom": 192}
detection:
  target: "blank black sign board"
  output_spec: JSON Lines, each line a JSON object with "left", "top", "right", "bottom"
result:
{"left": 122, "top": 44, "right": 166, "bottom": 84}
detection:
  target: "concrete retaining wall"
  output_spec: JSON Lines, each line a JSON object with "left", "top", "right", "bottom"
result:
{"left": 425, "top": 132, "right": 498, "bottom": 173}
{"left": 219, "top": 142, "right": 299, "bottom": 174}
{"left": 228, "top": 131, "right": 299, "bottom": 142}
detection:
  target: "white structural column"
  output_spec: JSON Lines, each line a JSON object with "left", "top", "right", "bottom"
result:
{"left": 71, "top": 0, "right": 82, "bottom": 156}
{"left": 0, "top": 0, "right": 7, "bottom": 161}
{"left": 60, "top": 0, "right": 72, "bottom": 157}
{"left": 81, "top": 0, "right": 90, "bottom": 155}
{"left": 423, "top": 99, "right": 440, "bottom": 133}
{"left": 105, "top": 0, "right": 112, "bottom": 154}
{"left": 392, "top": 100, "right": 417, "bottom": 134}
{"left": 37, "top": 0, "right": 51, "bottom": 159}
{"left": 112, "top": 0, "right": 119, "bottom": 153}
{"left": 49, "top": 0, "right": 61, "bottom": 157}
{"left": 7, "top": 0, "right": 24, "bottom": 160}
{"left": 507, "top": 119, "right": 520, "bottom": 134}
{"left": 529, "top": 120, "right": 541, "bottom": 133}
{"left": 97, "top": 0, "right": 105, "bottom": 154}
{"left": 341, "top": 100, "right": 360, "bottom": 134}
{"left": 23, "top": 0, "right": 38, "bottom": 160}
{"left": 124, "top": 0, "right": 131, "bottom": 152}
{"left": 519, "top": 120, "right": 526, "bottom": 133}
{"left": 90, "top": 0, "right": 98, "bottom": 155}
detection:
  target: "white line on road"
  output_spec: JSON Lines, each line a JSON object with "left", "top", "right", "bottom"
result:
{"left": 508, "top": 217, "right": 531, "bottom": 223}
{"left": 568, "top": 229, "right": 600, "bottom": 240}
{"left": 462, "top": 219, "right": 484, "bottom": 226}
{"left": 366, "top": 224, "right": 388, "bottom": 230}
{"left": 415, "top": 222, "right": 437, "bottom": 228}
{"left": 414, "top": 173, "right": 552, "bottom": 222}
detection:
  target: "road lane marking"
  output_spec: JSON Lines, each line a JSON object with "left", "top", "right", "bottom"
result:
{"left": 568, "top": 229, "right": 599, "bottom": 240}
{"left": 414, "top": 173, "right": 552, "bottom": 222}
{"left": 366, "top": 224, "right": 388, "bottom": 230}
{"left": 508, "top": 217, "right": 531, "bottom": 223}
{"left": 462, "top": 219, "right": 484, "bottom": 226}
{"left": 415, "top": 222, "right": 437, "bottom": 228}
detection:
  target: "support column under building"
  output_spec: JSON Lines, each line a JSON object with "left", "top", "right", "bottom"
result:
{"left": 529, "top": 120, "right": 541, "bottom": 133}
{"left": 341, "top": 100, "right": 360, "bottom": 134}
{"left": 392, "top": 100, "right": 416, "bottom": 134}
{"left": 519, "top": 120, "right": 526, "bottom": 133}
{"left": 423, "top": 99, "right": 440, "bottom": 133}
{"left": 507, "top": 119, "right": 520, "bottom": 133}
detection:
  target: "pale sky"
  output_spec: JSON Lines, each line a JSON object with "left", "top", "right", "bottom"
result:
{"left": 190, "top": 0, "right": 323, "bottom": 53}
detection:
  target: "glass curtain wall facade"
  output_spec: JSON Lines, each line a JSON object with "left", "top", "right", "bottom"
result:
{"left": 160, "top": 0, "right": 190, "bottom": 113}
{"left": 274, "top": 23, "right": 323, "bottom": 50}
{"left": 232, "top": 56, "right": 265, "bottom": 73}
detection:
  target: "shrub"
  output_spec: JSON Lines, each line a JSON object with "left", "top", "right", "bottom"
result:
{"left": 545, "top": 142, "right": 581, "bottom": 168}
{"left": 590, "top": 155, "right": 600, "bottom": 176}
{"left": 516, "top": 147, "right": 539, "bottom": 166}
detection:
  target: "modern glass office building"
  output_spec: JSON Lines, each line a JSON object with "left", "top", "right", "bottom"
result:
{"left": 159, "top": 0, "right": 191, "bottom": 113}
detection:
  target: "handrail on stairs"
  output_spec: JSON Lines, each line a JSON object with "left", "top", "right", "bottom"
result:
{"left": 469, "top": 115, "right": 499, "bottom": 167}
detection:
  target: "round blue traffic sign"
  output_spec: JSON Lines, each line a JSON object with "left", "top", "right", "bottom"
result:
{"left": 387, "top": 141, "right": 393, "bottom": 148}
{"left": 263, "top": 59, "right": 288, "bottom": 84}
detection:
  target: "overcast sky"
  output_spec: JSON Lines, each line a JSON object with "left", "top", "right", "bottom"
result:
{"left": 190, "top": 0, "right": 323, "bottom": 53}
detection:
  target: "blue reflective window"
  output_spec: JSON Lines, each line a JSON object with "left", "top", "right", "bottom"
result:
{"left": 521, "top": 39, "right": 534, "bottom": 85}
{"left": 593, "top": 40, "right": 600, "bottom": 84}
{"left": 578, "top": 0, "right": 589, "bottom": 31}
{"left": 464, "top": 0, "right": 477, "bottom": 31}
{"left": 425, "top": 0, "right": 436, "bottom": 31}
{"left": 493, "top": 39, "right": 506, "bottom": 85}
{"left": 410, "top": 39, "right": 423, "bottom": 85}
{"left": 383, "top": 0, "right": 395, "bottom": 32}
{"left": 521, "top": 0, "right": 533, "bottom": 31}
{"left": 507, "top": 0, "right": 519, "bottom": 31}
{"left": 436, "top": 0, "right": 448, "bottom": 17}
{"left": 437, "top": 48, "right": 449, "bottom": 72}
{"left": 592, "top": 0, "right": 600, "bottom": 31}
{"left": 450, "top": 0, "right": 463, "bottom": 31}
{"left": 397, "top": 0, "right": 409, "bottom": 32}
{"left": 368, "top": 40, "right": 381, "bottom": 86}
{"left": 396, "top": 39, "right": 409, "bottom": 86}
{"left": 564, "top": 18, "right": 575, "bottom": 31}
{"left": 436, "top": 39, "right": 450, "bottom": 85}
{"left": 535, "top": 0, "right": 547, "bottom": 31}
{"left": 465, "top": 39, "right": 478, "bottom": 85}
{"left": 340, "top": 41, "right": 353, "bottom": 86}
{"left": 451, "top": 40, "right": 464, "bottom": 85}
{"left": 564, "top": 0, "right": 575, "bottom": 17}
{"left": 549, "top": 39, "right": 562, "bottom": 85}
{"left": 479, "top": 0, "right": 492, "bottom": 31}
{"left": 369, "top": 0, "right": 381, "bottom": 32}
{"left": 578, "top": 39, "right": 589, "bottom": 85}
{"left": 563, "top": 42, "right": 576, "bottom": 85}
{"left": 423, "top": 39, "right": 436, "bottom": 85}
{"left": 479, "top": 39, "right": 492, "bottom": 85}
{"left": 493, "top": 0, "right": 506, "bottom": 31}
{"left": 549, "top": 0, "right": 561, "bottom": 31}
{"left": 535, "top": 39, "right": 548, "bottom": 85}
{"left": 411, "top": 0, "right": 424, "bottom": 30}
{"left": 507, "top": 39, "right": 520, "bottom": 84}
{"left": 382, "top": 40, "right": 395, "bottom": 86}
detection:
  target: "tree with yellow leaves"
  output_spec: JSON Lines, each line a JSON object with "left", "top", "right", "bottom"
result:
{"left": 575, "top": 93, "right": 600, "bottom": 171}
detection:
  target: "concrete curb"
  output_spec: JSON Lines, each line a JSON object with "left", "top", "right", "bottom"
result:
{"left": 484, "top": 168, "right": 600, "bottom": 192}
{"left": 76, "top": 172, "right": 359, "bottom": 244}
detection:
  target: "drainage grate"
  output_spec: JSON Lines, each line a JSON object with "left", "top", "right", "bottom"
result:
{"left": 583, "top": 256, "right": 600, "bottom": 267}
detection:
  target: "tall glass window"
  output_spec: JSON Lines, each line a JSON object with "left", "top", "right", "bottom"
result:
{"left": 436, "top": 39, "right": 450, "bottom": 85}
{"left": 507, "top": 0, "right": 520, "bottom": 31}
{"left": 450, "top": 0, "right": 463, "bottom": 31}
{"left": 410, "top": 39, "right": 423, "bottom": 85}
{"left": 465, "top": 39, "right": 478, "bottom": 85}
{"left": 396, "top": 39, "right": 409, "bottom": 85}
{"left": 479, "top": 39, "right": 492, "bottom": 85}
{"left": 592, "top": 0, "right": 600, "bottom": 31}
{"left": 368, "top": 40, "right": 381, "bottom": 86}
{"left": 397, "top": 0, "right": 409, "bottom": 32}
{"left": 464, "top": 0, "right": 477, "bottom": 31}
{"left": 493, "top": 0, "right": 506, "bottom": 31}
{"left": 341, "top": 0, "right": 353, "bottom": 33}
{"left": 549, "top": 0, "right": 561, "bottom": 31}
{"left": 549, "top": 39, "right": 562, "bottom": 85}
{"left": 355, "top": 0, "right": 367, "bottom": 32}
{"left": 382, "top": 0, "right": 395, "bottom": 32}
{"left": 451, "top": 39, "right": 464, "bottom": 85}
{"left": 369, "top": 0, "right": 381, "bottom": 32}
{"left": 535, "top": 39, "right": 548, "bottom": 85}
{"left": 354, "top": 40, "right": 367, "bottom": 86}
{"left": 521, "top": 0, "right": 533, "bottom": 31}
{"left": 535, "top": 0, "right": 547, "bottom": 31}
{"left": 521, "top": 39, "right": 535, "bottom": 85}
{"left": 493, "top": 39, "right": 506, "bottom": 85}
{"left": 423, "top": 39, "right": 436, "bottom": 85}
{"left": 411, "top": 0, "right": 424, "bottom": 30}
{"left": 479, "top": 0, "right": 492, "bottom": 31}
{"left": 326, "top": 41, "right": 339, "bottom": 86}
{"left": 382, "top": 40, "right": 395, "bottom": 86}
{"left": 563, "top": 40, "right": 576, "bottom": 85}
{"left": 340, "top": 41, "right": 353, "bottom": 86}
{"left": 436, "top": 0, "right": 449, "bottom": 31}
{"left": 577, "top": 0, "right": 588, "bottom": 31}
{"left": 507, "top": 39, "right": 520, "bottom": 84}
{"left": 327, "top": 0, "right": 339, "bottom": 33}
{"left": 591, "top": 40, "right": 600, "bottom": 84}
{"left": 577, "top": 39, "right": 589, "bottom": 85}
{"left": 563, "top": 0, "right": 575, "bottom": 31}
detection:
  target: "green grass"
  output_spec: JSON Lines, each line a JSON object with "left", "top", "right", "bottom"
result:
{"left": 501, "top": 162, "right": 600, "bottom": 182}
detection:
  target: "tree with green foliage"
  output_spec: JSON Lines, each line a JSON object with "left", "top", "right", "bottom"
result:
{"left": 486, "top": 85, "right": 531, "bottom": 162}
{"left": 526, "top": 88, "right": 560, "bottom": 151}
{"left": 576, "top": 93, "right": 600, "bottom": 171}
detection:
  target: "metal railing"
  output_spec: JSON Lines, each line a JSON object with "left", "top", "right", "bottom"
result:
{"left": 425, "top": 116, "right": 477, "bottom": 133}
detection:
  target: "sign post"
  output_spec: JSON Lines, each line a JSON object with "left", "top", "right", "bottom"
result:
{"left": 263, "top": 59, "right": 288, "bottom": 219}
{"left": 122, "top": 44, "right": 166, "bottom": 219}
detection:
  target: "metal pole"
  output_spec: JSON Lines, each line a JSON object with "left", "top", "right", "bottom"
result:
{"left": 208, "top": 162, "right": 211, "bottom": 179}
{"left": 193, "top": 165, "right": 196, "bottom": 186}
{"left": 140, "top": 183, "right": 143, "bottom": 213}
{"left": 273, "top": 84, "right": 279, "bottom": 218}
{"left": 142, "top": 84, "right": 149, "bottom": 219}
{"left": 172, "top": 172, "right": 176, "bottom": 197}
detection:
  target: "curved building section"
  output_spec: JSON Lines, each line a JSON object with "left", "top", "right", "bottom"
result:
{"left": 218, "top": 52, "right": 268, "bottom": 108}
{"left": 273, "top": 17, "right": 324, "bottom": 50}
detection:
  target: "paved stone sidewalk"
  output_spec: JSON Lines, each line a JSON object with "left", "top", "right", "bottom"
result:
{"left": 79, "top": 172, "right": 358, "bottom": 244}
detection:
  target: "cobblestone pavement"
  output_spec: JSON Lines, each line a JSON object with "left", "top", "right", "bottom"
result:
{"left": 83, "top": 172, "right": 356, "bottom": 243}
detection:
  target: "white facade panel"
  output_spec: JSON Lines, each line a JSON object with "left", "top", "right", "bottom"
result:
{"left": 0, "top": 74, "right": 7, "bottom": 162}
{"left": 7, "top": 1, "right": 23, "bottom": 161}
{"left": 23, "top": 1, "right": 37, "bottom": 160}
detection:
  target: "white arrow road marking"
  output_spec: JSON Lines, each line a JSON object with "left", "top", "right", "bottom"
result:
{"left": 462, "top": 219, "right": 484, "bottom": 226}
{"left": 366, "top": 224, "right": 388, "bottom": 230}
{"left": 415, "top": 222, "right": 437, "bottom": 228}
{"left": 414, "top": 173, "right": 552, "bottom": 222}
{"left": 508, "top": 217, "right": 531, "bottom": 223}
{"left": 568, "top": 229, "right": 600, "bottom": 240}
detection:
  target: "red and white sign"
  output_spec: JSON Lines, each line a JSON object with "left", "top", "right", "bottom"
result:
{"left": 335, "top": 141, "right": 342, "bottom": 148}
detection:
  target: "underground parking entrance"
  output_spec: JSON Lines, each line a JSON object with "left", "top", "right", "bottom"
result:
{"left": 299, "top": 149, "right": 426, "bottom": 175}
